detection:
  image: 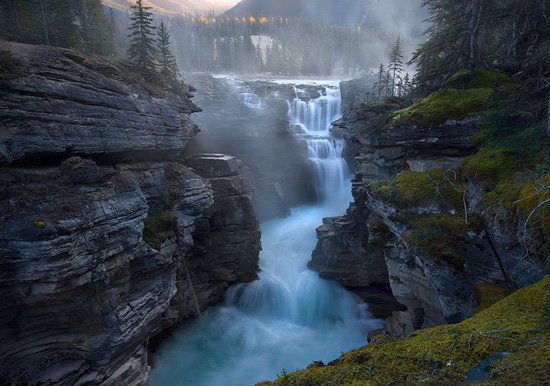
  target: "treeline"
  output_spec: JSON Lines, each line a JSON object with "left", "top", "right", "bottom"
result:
{"left": 412, "top": 0, "right": 549, "bottom": 97}
{"left": 0, "top": 1, "right": 413, "bottom": 77}
{"left": 164, "top": 15, "right": 402, "bottom": 76}
{"left": 0, "top": 0, "right": 116, "bottom": 55}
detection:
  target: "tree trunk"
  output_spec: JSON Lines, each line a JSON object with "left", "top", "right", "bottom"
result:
{"left": 38, "top": 0, "right": 50, "bottom": 46}
{"left": 508, "top": 0, "right": 519, "bottom": 56}
{"left": 547, "top": 92, "right": 550, "bottom": 137}
{"left": 468, "top": 0, "right": 483, "bottom": 74}
{"left": 11, "top": 0, "right": 22, "bottom": 39}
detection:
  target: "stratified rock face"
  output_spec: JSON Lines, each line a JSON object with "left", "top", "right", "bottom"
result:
{"left": 0, "top": 43, "right": 261, "bottom": 385}
{"left": 310, "top": 206, "right": 404, "bottom": 319}
{"left": 0, "top": 160, "right": 170, "bottom": 385}
{"left": 0, "top": 41, "right": 200, "bottom": 165}
{"left": 185, "top": 154, "right": 262, "bottom": 308}
{"left": 311, "top": 78, "right": 549, "bottom": 338}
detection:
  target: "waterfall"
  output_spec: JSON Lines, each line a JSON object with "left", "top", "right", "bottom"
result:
{"left": 289, "top": 87, "right": 348, "bottom": 201}
{"left": 150, "top": 82, "right": 381, "bottom": 386}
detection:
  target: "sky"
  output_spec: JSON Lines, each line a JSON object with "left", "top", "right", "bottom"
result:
{"left": 190, "top": 0, "right": 240, "bottom": 10}
{"left": 195, "top": 0, "right": 239, "bottom": 6}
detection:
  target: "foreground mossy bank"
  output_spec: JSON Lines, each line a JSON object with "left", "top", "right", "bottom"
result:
{"left": 259, "top": 277, "right": 550, "bottom": 386}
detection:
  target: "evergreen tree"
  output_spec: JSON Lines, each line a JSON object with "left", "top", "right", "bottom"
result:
{"left": 127, "top": 0, "right": 156, "bottom": 73}
{"left": 76, "top": 0, "right": 115, "bottom": 56}
{"left": 388, "top": 37, "right": 403, "bottom": 97}
{"left": 376, "top": 63, "right": 385, "bottom": 99}
{"left": 42, "top": 0, "right": 79, "bottom": 47}
{"left": 411, "top": 0, "right": 495, "bottom": 89}
{"left": 156, "top": 20, "right": 178, "bottom": 79}
{"left": 403, "top": 73, "right": 411, "bottom": 96}
{"left": 384, "top": 70, "right": 392, "bottom": 98}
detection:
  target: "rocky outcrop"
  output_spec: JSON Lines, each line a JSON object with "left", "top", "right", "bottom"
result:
{"left": 0, "top": 41, "right": 200, "bottom": 165}
{"left": 0, "top": 43, "right": 260, "bottom": 385}
{"left": 311, "top": 78, "right": 549, "bottom": 338}
{"left": 184, "top": 154, "right": 261, "bottom": 309}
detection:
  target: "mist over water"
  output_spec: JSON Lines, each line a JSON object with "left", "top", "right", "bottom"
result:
{"left": 150, "top": 82, "right": 382, "bottom": 386}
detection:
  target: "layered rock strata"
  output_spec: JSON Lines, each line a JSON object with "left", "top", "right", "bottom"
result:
{"left": 0, "top": 43, "right": 260, "bottom": 385}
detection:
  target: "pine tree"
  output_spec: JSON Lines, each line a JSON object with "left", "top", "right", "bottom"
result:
{"left": 76, "top": 0, "right": 115, "bottom": 56}
{"left": 127, "top": 0, "right": 156, "bottom": 74}
{"left": 43, "top": 0, "right": 79, "bottom": 47}
{"left": 403, "top": 73, "right": 411, "bottom": 96}
{"left": 411, "top": 0, "right": 496, "bottom": 90}
{"left": 384, "top": 70, "right": 392, "bottom": 98}
{"left": 388, "top": 37, "right": 403, "bottom": 97}
{"left": 376, "top": 63, "right": 385, "bottom": 99}
{"left": 156, "top": 20, "right": 178, "bottom": 79}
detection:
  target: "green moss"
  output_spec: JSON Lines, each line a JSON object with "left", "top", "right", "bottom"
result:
{"left": 355, "top": 99, "right": 405, "bottom": 134}
{"left": 403, "top": 214, "right": 469, "bottom": 270}
{"left": 33, "top": 220, "right": 46, "bottom": 229}
{"left": 474, "top": 283, "right": 509, "bottom": 313}
{"left": 516, "top": 174, "right": 550, "bottom": 241}
{"left": 447, "top": 69, "right": 512, "bottom": 89}
{"left": 259, "top": 277, "right": 550, "bottom": 386}
{"left": 481, "top": 181, "right": 523, "bottom": 213}
{"left": 391, "top": 88, "right": 494, "bottom": 127}
{"left": 461, "top": 147, "right": 516, "bottom": 184}
{"left": 369, "top": 169, "right": 464, "bottom": 212}
{"left": 143, "top": 210, "right": 176, "bottom": 249}
{"left": 482, "top": 342, "right": 550, "bottom": 385}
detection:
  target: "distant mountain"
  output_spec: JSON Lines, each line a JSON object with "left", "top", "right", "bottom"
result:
{"left": 224, "top": 0, "right": 426, "bottom": 35}
{"left": 102, "top": 0, "right": 232, "bottom": 14}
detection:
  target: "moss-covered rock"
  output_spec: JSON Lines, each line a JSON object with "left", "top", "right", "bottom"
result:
{"left": 258, "top": 277, "right": 550, "bottom": 386}
{"left": 447, "top": 69, "right": 512, "bottom": 90}
{"left": 403, "top": 214, "right": 470, "bottom": 270}
{"left": 143, "top": 210, "right": 177, "bottom": 249}
{"left": 391, "top": 88, "right": 494, "bottom": 127}
{"left": 356, "top": 98, "right": 405, "bottom": 134}
{"left": 473, "top": 283, "right": 509, "bottom": 313}
{"left": 461, "top": 147, "right": 516, "bottom": 184}
{"left": 368, "top": 169, "right": 464, "bottom": 212}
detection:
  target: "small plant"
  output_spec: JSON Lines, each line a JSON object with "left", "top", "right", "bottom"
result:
{"left": 143, "top": 210, "right": 176, "bottom": 249}
{"left": 33, "top": 220, "right": 46, "bottom": 229}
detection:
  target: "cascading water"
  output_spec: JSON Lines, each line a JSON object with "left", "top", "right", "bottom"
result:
{"left": 150, "top": 82, "right": 381, "bottom": 386}
{"left": 289, "top": 87, "right": 348, "bottom": 202}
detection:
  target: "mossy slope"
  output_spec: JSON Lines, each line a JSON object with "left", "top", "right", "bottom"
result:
{"left": 391, "top": 88, "right": 494, "bottom": 127}
{"left": 258, "top": 277, "right": 550, "bottom": 386}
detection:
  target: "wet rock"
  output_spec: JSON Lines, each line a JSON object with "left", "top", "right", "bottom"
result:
{"left": 186, "top": 154, "right": 262, "bottom": 308}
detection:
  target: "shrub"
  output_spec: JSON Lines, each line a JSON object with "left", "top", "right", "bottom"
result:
{"left": 143, "top": 210, "right": 176, "bottom": 249}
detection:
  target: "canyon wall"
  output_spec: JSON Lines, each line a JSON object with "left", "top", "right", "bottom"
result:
{"left": 0, "top": 42, "right": 261, "bottom": 385}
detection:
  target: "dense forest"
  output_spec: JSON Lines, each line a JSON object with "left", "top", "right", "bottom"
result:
{"left": 164, "top": 15, "right": 406, "bottom": 76}
{"left": 0, "top": 0, "right": 413, "bottom": 76}
{"left": 0, "top": 0, "right": 116, "bottom": 56}
{"left": 411, "top": 0, "right": 549, "bottom": 128}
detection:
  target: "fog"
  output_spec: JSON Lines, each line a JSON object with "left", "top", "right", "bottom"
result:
{"left": 109, "top": 0, "right": 426, "bottom": 76}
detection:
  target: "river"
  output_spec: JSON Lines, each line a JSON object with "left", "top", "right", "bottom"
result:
{"left": 150, "top": 80, "right": 382, "bottom": 386}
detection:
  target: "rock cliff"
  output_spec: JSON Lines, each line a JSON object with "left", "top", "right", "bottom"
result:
{"left": 311, "top": 76, "right": 549, "bottom": 337}
{"left": 0, "top": 42, "right": 261, "bottom": 385}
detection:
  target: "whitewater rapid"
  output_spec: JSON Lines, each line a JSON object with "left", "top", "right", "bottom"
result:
{"left": 150, "top": 84, "right": 382, "bottom": 386}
